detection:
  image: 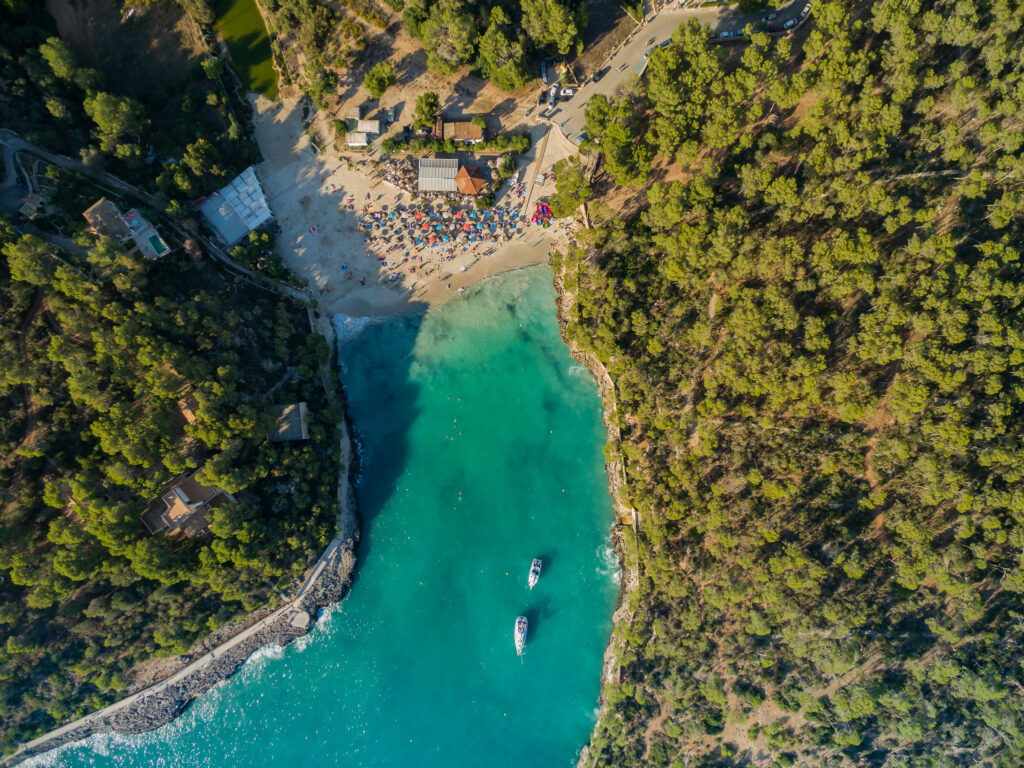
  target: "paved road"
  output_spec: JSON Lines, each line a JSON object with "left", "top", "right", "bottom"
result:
{"left": 551, "top": 0, "right": 806, "bottom": 142}
{"left": 0, "top": 129, "right": 311, "bottom": 305}
{"left": 519, "top": 126, "right": 552, "bottom": 215}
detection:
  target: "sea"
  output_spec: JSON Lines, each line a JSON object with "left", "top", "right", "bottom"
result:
{"left": 38, "top": 266, "right": 618, "bottom": 768}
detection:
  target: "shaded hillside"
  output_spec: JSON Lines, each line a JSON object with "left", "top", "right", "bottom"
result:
{"left": 0, "top": 1, "right": 341, "bottom": 753}
{"left": 558, "top": 1, "right": 1024, "bottom": 765}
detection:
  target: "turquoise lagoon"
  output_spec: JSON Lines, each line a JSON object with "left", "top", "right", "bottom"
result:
{"left": 42, "top": 267, "right": 618, "bottom": 767}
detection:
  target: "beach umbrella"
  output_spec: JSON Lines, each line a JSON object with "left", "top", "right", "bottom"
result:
{"left": 477, "top": 223, "right": 482, "bottom": 229}
{"left": 415, "top": 211, "right": 422, "bottom": 219}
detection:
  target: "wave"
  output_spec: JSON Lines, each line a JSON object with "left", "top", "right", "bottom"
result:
{"left": 292, "top": 602, "right": 343, "bottom": 653}
{"left": 332, "top": 313, "right": 374, "bottom": 346}
{"left": 568, "top": 363, "right": 590, "bottom": 378}
{"left": 242, "top": 643, "right": 285, "bottom": 668}
{"left": 597, "top": 541, "right": 621, "bottom": 584}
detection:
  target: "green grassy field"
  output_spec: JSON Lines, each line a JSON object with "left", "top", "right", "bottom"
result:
{"left": 214, "top": 0, "right": 278, "bottom": 99}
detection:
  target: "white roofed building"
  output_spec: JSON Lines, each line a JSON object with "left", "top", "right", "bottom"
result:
{"left": 199, "top": 167, "right": 274, "bottom": 246}
{"left": 417, "top": 158, "right": 459, "bottom": 193}
{"left": 346, "top": 132, "right": 369, "bottom": 147}
{"left": 356, "top": 120, "right": 380, "bottom": 134}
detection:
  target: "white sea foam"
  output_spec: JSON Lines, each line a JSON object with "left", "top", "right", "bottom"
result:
{"left": 242, "top": 643, "right": 285, "bottom": 668}
{"left": 292, "top": 603, "right": 341, "bottom": 652}
{"left": 597, "top": 541, "right": 622, "bottom": 584}
{"left": 568, "top": 363, "right": 590, "bottom": 378}
{"left": 333, "top": 313, "right": 374, "bottom": 346}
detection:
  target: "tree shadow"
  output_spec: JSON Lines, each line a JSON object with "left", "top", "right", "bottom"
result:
{"left": 443, "top": 74, "right": 488, "bottom": 114}
{"left": 395, "top": 50, "right": 427, "bottom": 84}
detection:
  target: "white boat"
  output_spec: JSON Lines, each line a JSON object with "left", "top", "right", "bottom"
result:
{"left": 528, "top": 558, "right": 542, "bottom": 590}
{"left": 514, "top": 616, "right": 528, "bottom": 656}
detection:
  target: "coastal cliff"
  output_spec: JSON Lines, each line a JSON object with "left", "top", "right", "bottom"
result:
{"left": 551, "top": 266, "right": 639, "bottom": 768}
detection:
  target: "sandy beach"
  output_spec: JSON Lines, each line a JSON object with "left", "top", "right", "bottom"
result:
{"left": 252, "top": 96, "right": 578, "bottom": 319}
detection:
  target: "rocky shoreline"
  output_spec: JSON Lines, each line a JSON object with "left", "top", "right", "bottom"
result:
{"left": 3, "top": 530, "right": 357, "bottom": 767}
{"left": 551, "top": 267, "right": 640, "bottom": 768}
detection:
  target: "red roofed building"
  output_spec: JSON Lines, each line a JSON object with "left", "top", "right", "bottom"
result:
{"left": 455, "top": 164, "right": 488, "bottom": 195}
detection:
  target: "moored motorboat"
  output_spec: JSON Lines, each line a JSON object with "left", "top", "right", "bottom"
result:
{"left": 514, "top": 616, "right": 528, "bottom": 656}
{"left": 528, "top": 558, "right": 542, "bottom": 590}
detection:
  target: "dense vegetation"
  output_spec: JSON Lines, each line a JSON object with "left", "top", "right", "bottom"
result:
{"left": 399, "top": 0, "right": 587, "bottom": 82}
{"left": 260, "top": 0, "right": 586, "bottom": 105}
{"left": 0, "top": 2, "right": 341, "bottom": 753}
{"left": 561, "top": 1, "right": 1024, "bottom": 765}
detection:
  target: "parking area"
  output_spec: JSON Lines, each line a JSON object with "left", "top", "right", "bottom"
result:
{"left": 552, "top": 0, "right": 812, "bottom": 143}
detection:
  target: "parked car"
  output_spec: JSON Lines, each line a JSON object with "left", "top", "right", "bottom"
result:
{"left": 387, "top": 106, "right": 395, "bottom": 123}
{"left": 802, "top": 2, "right": 811, "bottom": 13}
{"left": 658, "top": 39, "right": 671, "bottom": 48}
{"left": 644, "top": 47, "right": 654, "bottom": 58}
{"left": 547, "top": 84, "right": 558, "bottom": 108}
{"left": 592, "top": 67, "right": 609, "bottom": 83}
{"left": 541, "top": 61, "right": 549, "bottom": 84}
{"left": 719, "top": 30, "right": 734, "bottom": 38}
{"left": 761, "top": 11, "right": 778, "bottom": 21}
{"left": 560, "top": 88, "right": 575, "bottom": 98}
{"left": 784, "top": 17, "right": 797, "bottom": 28}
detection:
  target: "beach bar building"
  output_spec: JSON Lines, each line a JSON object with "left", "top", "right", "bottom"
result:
{"left": 199, "top": 166, "right": 274, "bottom": 246}
{"left": 418, "top": 158, "right": 459, "bottom": 193}
{"left": 455, "top": 164, "right": 487, "bottom": 195}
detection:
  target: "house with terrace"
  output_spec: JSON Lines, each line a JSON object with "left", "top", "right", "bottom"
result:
{"left": 141, "top": 471, "right": 234, "bottom": 537}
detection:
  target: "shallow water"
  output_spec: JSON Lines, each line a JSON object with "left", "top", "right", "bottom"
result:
{"left": 41, "top": 267, "right": 617, "bottom": 768}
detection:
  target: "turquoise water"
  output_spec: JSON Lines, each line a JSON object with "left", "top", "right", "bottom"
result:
{"left": 40, "top": 267, "right": 617, "bottom": 768}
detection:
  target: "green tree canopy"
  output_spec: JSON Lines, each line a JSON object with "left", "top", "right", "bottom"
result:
{"left": 420, "top": 0, "right": 477, "bottom": 75}
{"left": 83, "top": 92, "right": 147, "bottom": 152}
{"left": 520, "top": 0, "right": 587, "bottom": 56}
{"left": 478, "top": 7, "right": 530, "bottom": 92}
{"left": 413, "top": 90, "right": 440, "bottom": 129}
{"left": 363, "top": 60, "right": 395, "bottom": 99}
